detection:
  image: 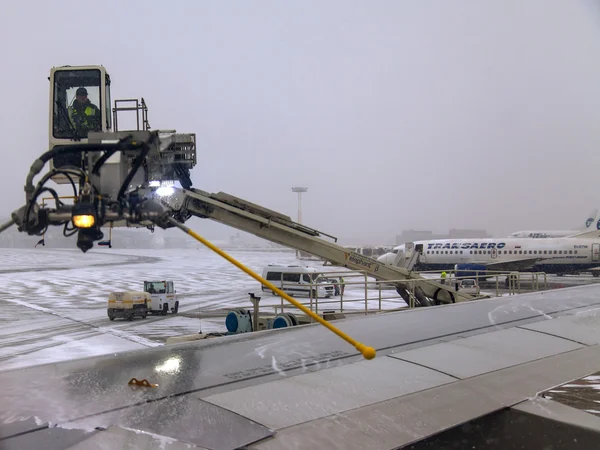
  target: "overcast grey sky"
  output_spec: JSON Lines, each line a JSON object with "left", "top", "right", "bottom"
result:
{"left": 2, "top": 1, "right": 600, "bottom": 245}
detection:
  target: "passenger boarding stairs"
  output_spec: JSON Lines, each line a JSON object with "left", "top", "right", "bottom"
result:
{"left": 393, "top": 242, "right": 420, "bottom": 272}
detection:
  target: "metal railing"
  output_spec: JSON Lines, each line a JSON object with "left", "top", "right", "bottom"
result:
{"left": 416, "top": 269, "right": 548, "bottom": 296}
{"left": 261, "top": 268, "right": 550, "bottom": 321}
{"left": 113, "top": 98, "right": 150, "bottom": 132}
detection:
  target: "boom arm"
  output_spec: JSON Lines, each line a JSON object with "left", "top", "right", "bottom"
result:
{"left": 160, "top": 187, "right": 473, "bottom": 305}
{"left": 10, "top": 86, "right": 471, "bottom": 306}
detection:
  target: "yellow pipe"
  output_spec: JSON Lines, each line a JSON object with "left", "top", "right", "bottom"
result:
{"left": 168, "top": 218, "right": 375, "bottom": 360}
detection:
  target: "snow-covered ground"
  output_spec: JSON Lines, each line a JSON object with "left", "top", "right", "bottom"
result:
{"left": 2, "top": 246, "right": 592, "bottom": 375}
{"left": 0, "top": 247, "right": 405, "bottom": 372}
{"left": 544, "top": 373, "right": 600, "bottom": 417}
{"left": 2, "top": 247, "right": 599, "bottom": 414}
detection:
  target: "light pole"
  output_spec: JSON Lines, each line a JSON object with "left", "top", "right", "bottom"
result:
{"left": 291, "top": 186, "right": 308, "bottom": 224}
{"left": 292, "top": 187, "right": 307, "bottom": 259}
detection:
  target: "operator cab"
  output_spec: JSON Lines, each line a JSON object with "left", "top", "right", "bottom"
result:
{"left": 143, "top": 280, "right": 179, "bottom": 315}
{"left": 49, "top": 65, "right": 112, "bottom": 183}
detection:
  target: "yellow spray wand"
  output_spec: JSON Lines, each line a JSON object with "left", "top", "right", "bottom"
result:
{"left": 166, "top": 217, "right": 376, "bottom": 360}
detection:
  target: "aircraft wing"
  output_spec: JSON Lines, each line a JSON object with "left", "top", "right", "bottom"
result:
{"left": 475, "top": 256, "right": 540, "bottom": 272}
{"left": 2, "top": 286, "right": 600, "bottom": 449}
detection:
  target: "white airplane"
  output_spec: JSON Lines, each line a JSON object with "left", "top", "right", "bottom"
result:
{"left": 508, "top": 208, "right": 598, "bottom": 238}
{"left": 377, "top": 227, "right": 600, "bottom": 276}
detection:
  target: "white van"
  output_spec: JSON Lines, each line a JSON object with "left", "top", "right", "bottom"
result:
{"left": 459, "top": 278, "right": 480, "bottom": 296}
{"left": 261, "top": 265, "right": 333, "bottom": 298}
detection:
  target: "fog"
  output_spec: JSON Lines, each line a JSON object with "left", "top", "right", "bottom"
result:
{"left": 1, "top": 1, "right": 599, "bottom": 246}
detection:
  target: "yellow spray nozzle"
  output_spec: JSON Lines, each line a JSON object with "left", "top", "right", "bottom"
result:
{"left": 356, "top": 343, "right": 377, "bottom": 360}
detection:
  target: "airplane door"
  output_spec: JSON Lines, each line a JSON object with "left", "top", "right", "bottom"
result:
{"left": 415, "top": 243, "right": 423, "bottom": 264}
{"left": 593, "top": 244, "right": 600, "bottom": 262}
{"left": 491, "top": 248, "right": 498, "bottom": 259}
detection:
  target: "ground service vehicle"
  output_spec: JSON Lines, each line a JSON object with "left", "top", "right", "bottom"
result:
{"left": 4, "top": 64, "right": 479, "bottom": 307}
{"left": 261, "top": 265, "right": 333, "bottom": 298}
{"left": 143, "top": 280, "right": 179, "bottom": 315}
{"left": 458, "top": 278, "right": 480, "bottom": 295}
{"left": 107, "top": 291, "right": 149, "bottom": 321}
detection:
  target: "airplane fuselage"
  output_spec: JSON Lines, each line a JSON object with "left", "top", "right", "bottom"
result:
{"left": 508, "top": 230, "right": 578, "bottom": 239}
{"left": 507, "top": 210, "right": 599, "bottom": 239}
{"left": 378, "top": 237, "right": 600, "bottom": 274}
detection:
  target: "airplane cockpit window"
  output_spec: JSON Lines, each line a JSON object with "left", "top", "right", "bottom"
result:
{"left": 53, "top": 69, "right": 102, "bottom": 139}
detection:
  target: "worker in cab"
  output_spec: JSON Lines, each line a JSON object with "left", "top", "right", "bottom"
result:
{"left": 68, "top": 87, "right": 101, "bottom": 136}
{"left": 441, "top": 271, "right": 447, "bottom": 284}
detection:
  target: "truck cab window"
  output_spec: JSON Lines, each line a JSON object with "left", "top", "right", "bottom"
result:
{"left": 53, "top": 69, "right": 102, "bottom": 140}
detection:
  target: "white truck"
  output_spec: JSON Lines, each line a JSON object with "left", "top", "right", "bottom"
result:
{"left": 143, "top": 280, "right": 179, "bottom": 315}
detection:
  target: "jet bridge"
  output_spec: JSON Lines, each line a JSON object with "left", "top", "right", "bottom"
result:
{"left": 160, "top": 188, "right": 473, "bottom": 306}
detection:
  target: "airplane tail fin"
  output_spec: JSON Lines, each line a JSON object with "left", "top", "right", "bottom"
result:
{"left": 582, "top": 208, "right": 599, "bottom": 230}
{"left": 567, "top": 208, "right": 600, "bottom": 238}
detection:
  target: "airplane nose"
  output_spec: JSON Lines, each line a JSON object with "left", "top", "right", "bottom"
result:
{"left": 377, "top": 253, "right": 390, "bottom": 263}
